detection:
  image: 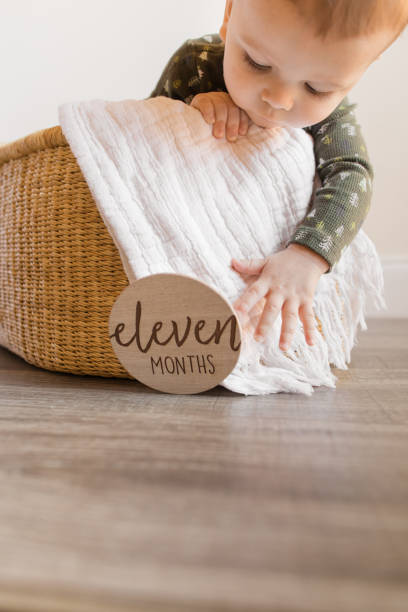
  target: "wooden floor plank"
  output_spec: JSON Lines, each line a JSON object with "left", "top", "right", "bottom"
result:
{"left": 0, "top": 318, "right": 407, "bottom": 612}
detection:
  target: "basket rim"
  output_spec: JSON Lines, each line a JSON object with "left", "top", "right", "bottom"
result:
{"left": 0, "top": 125, "right": 68, "bottom": 167}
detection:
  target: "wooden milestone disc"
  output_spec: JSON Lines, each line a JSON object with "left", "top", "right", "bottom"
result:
{"left": 109, "top": 273, "right": 242, "bottom": 394}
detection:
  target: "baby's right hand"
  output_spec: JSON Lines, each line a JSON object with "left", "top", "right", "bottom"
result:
{"left": 190, "top": 92, "right": 251, "bottom": 142}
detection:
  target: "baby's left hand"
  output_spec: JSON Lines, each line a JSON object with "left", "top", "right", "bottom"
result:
{"left": 232, "top": 244, "right": 329, "bottom": 350}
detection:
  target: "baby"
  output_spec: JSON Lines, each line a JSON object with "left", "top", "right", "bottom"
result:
{"left": 150, "top": 0, "right": 407, "bottom": 351}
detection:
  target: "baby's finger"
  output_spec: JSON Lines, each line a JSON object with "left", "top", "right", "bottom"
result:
{"left": 226, "top": 104, "right": 241, "bottom": 142}
{"left": 298, "top": 302, "right": 317, "bottom": 346}
{"left": 190, "top": 95, "right": 216, "bottom": 125}
{"left": 234, "top": 278, "right": 268, "bottom": 317}
{"left": 254, "top": 293, "right": 284, "bottom": 341}
{"left": 239, "top": 109, "right": 250, "bottom": 135}
{"left": 279, "top": 299, "right": 300, "bottom": 351}
{"left": 213, "top": 102, "right": 228, "bottom": 138}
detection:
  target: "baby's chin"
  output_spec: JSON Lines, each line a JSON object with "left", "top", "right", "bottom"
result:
{"left": 248, "top": 111, "right": 310, "bottom": 130}
{"left": 252, "top": 117, "right": 312, "bottom": 131}
{"left": 248, "top": 111, "right": 286, "bottom": 129}
{"left": 252, "top": 118, "right": 285, "bottom": 130}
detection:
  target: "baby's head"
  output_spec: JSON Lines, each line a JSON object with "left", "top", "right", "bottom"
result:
{"left": 219, "top": 0, "right": 408, "bottom": 129}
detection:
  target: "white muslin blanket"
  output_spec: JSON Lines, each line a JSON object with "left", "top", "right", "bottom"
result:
{"left": 58, "top": 96, "right": 386, "bottom": 396}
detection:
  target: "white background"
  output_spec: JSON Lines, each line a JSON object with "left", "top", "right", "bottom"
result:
{"left": 1, "top": 0, "right": 407, "bottom": 270}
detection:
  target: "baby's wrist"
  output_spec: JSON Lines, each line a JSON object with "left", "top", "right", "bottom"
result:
{"left": 286, "top": 243, "right": 330, "bottom": 274}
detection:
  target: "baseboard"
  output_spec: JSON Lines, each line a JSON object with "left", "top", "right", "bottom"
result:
{"left": 366, "top": 256, "right": 408, "bottom": 318}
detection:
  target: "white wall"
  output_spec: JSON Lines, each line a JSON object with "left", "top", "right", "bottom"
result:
{"left": 1, "top": 0, "right": 407, "bottom": 313}
{"left": 350, "top": 33, "right": 408, "bottom": 259}
{"left": 0, "top": 0, "right": 224, "bottom": 138}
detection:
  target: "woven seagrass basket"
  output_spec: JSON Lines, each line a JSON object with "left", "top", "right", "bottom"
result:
{"left": 0, "top": 126, "right": 130, "bottom": 378}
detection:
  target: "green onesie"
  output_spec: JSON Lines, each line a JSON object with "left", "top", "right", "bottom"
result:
{"left": 149, "top": 34, "right": 374, "bottom": 274}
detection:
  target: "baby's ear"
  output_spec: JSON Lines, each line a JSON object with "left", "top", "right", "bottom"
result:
{"left": 219, "top": 0, "right": 233, "bottom": 42}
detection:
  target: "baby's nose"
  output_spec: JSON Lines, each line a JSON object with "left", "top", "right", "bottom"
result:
{"left": 261, "top": 88, "right": 293, "bottom": 112}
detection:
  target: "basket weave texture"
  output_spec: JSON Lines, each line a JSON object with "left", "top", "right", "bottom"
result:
{"left": 0, "top": 126, "right": 130, "bottom": 378}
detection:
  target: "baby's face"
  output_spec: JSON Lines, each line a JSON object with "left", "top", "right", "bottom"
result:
{"left": 220, "top": 0, "right": 393, "bottom": 129}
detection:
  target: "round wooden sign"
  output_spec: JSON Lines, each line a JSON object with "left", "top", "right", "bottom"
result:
{"left": 108, "top": 273, "right": 242, "bottom": 394}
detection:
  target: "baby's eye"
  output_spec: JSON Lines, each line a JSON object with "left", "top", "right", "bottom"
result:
{"left": 305, "top": 83, "right": 329, "bottom": 97}
{"left": 243, "top": 52, "right": 270, "bottom": 71}
{"left": 243, "top": 51, "right": 330, "bottom": 97}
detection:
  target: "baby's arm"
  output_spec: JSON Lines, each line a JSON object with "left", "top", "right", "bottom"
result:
{"left": 149, "top": 41, "right": 195, "bottom": 101}
{"left": 149, "top": 36, "right": 226, "bottom": 103}
{"left": 287, "top": 97, "right": 374, "bottom": 273}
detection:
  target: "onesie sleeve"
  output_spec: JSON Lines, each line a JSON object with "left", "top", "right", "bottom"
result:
{"left": 287, "top": 96, "right": 374, "bottom": 274}
{"left": 149, "top": 37, "right": 225, "bottom": 103}
{"left": 149, "top": 40, "right": 198, "bottom": 102}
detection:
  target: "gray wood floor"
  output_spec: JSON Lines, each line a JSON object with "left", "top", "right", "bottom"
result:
{"left": 0, "top": 318, "right": 407, "bottom": 612}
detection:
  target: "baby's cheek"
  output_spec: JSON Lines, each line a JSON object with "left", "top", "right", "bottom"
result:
{"left": 224, "top": 62, "right": 249, "bottom": 106}
{"left": 303, "top": 97, "right": 341, "bottom": 128}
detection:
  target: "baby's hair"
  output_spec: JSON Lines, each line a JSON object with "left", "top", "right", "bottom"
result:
{"left": 287, "top": 0, "right": 408, "bottom": 44}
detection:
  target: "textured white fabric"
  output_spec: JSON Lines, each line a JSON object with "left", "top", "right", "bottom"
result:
{"left": 58, "top": 96, "right": 386, "bottom": 395}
